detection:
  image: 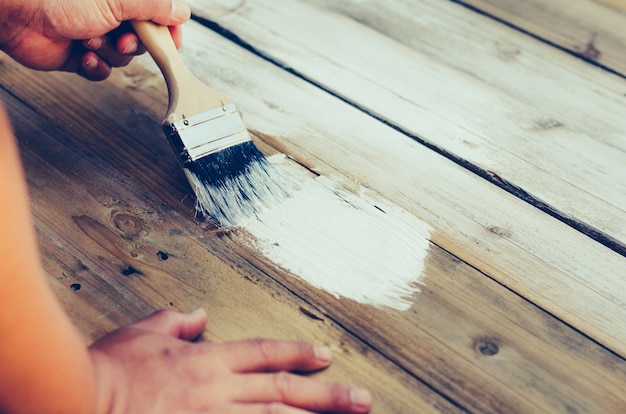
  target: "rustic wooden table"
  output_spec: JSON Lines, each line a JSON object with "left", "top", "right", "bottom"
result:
{"left": 2, "top": 0, "right": 625, "bottom": 412}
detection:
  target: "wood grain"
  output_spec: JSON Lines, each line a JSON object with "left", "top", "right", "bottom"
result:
{"left": 180, "top": 6, "right": 626, "bottom": 351}
{"left": 188, "top": 0, "right": 626, "bottom": 257}
{"left": 1, "top": 65, "right": 455, "bottom": 414}
{"left": 459, "top": 0, "right": 626, "bottom": 75}
{"left": 2, "top": 14, "right": 626, "bottom": 412}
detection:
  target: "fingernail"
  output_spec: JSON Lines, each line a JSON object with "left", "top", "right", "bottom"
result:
{"left": 190, "top": 308, "right": 206, "bottom": 316}
{"left": 171, "top": 1, "right": 191, "bottom": 21}
{"left": 314, "top": 344, "right": 333, "bottom": 363}
{"left": 85, "top": 37, "right": 103, "bottom": 50}
{"left": 84, "top": 54, "right": 98, "bottom": 70}
{"left": 350, "top": 388, "right": 372, "bottom": 411}
{"left": 122, "top": 39, "right": 138, "bottom": 54}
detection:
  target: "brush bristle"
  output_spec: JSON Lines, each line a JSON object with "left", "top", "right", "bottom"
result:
{"left": 183, "top": 142, "right": 293, "bottom": 227}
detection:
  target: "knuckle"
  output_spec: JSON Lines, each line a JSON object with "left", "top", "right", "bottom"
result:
{"left": 251, "top": 337, "right": 276, "bottom": 365}
{"left": 332, "top": 382, "right": 348, "bottom": 400}
{"left": 265, "top": 402, "right": 287, "bottom": 414}
{"left": 272, "top": 371, "right": 293, "bottom": 401}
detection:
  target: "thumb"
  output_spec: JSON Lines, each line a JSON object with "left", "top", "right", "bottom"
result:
{"left": 133, "top": 309, "right": 208, "bottom": 340}
{"left": 115, "top": 0, "right": 191, "bottom": 26}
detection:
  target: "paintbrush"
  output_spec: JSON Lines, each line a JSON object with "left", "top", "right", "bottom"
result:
{"left": 131, "top": 20, "right": 289, "bottom": 226}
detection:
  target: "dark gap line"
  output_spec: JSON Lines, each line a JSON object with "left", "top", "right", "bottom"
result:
{"left": 449, "top": 0, "right": 626, "bottom": 81}
{"left": 429, "top": 240, "right": 626, "bottom": 363}
{"left": 324, "top": 315, "right": 473, "bottom": 414}
{"left": 191, "top": 15, "right": 626, "bottom": 260}
{"left": 235, "top": 251, "right": 472, "bottom": 413}
{"left": 0, "top": 84, "right": 41, "bottom": 115}
{"left": 193, "top": 13, "right": 626, "bottom": 406}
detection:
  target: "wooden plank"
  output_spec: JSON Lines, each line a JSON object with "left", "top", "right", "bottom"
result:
{"left": 188, "top": 0, "right": 626, "bottom": 253}
{"left": 174, "top": 21, "right": 626, "bottom": 355}
{"left": 1, "top": 69, "right": 455, "bottom": 414}
{"left": 458, "top": 0, "right": 626, "bottom": 76}
{"left": 3, "top": 19, "right": 626, "bottom": 412}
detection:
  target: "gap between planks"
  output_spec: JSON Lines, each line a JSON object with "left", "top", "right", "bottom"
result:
{"left": 188, "top": 1, "right": 626, "bottom": 257}
{"left": 450, "top": 0, "right": 626, "bottom": 80}
{"left": 4, "top": 16, "right": 624, "bottom": 410}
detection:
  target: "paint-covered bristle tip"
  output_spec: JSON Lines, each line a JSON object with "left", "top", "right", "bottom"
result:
{"left": 184, "top": 143, "right": 295, "bottom": 227}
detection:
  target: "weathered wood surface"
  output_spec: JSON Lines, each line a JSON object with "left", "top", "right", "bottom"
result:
{"left": 1, "top": 3, "right": 626, "bottom": 414}
{"left": 460, "top": 0, "right": 626, "bottom": 76}
{"left": 189, "top": 0, "right": 626, "bottom": 254}
{"left": 1, "top": 62, "right": 454, "bottom": 414}
{"left": 187, "top": 0, "right": 626, "bottom": 347}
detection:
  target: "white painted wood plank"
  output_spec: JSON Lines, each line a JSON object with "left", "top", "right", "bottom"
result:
{"left": 147, "top": 21, "right": 626, "bottom": 355}
{"left": 188, "top": 0, "right": 626, "bottom": 251}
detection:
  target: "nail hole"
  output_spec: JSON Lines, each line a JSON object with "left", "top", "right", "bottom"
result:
{"left": 473, "top": 337, "right": 501, "bottom": 356}
{"left": 122, "top": 266, "right": 141, "bottom": 276}
{"left": 477, "top": 341, "right": 500, "bottom": 356}
{"left": 70, "top": 283, "right": 82, "bottom": 291}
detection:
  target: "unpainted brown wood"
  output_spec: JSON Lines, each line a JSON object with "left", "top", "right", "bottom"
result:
{"left": 1, "top": 61, "right": 455, "bottom": 414}
{"left": 233, "top": 234, "right": 626, "bottom": 413}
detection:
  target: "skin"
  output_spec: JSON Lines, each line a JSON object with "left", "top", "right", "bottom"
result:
{"left": 0, "top": 0, "right": 189, "bottom": 80}
{"left": 0, "top": 1, "right": 373, "bottom": 413}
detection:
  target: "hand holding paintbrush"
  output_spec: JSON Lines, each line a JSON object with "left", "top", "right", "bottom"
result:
{"left": 132, "top": 20, "right": 291, "bottom": 227}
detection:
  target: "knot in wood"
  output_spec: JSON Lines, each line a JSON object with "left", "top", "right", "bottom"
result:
{"left": 113, "top": 213, "right": 143, "bottom": 236}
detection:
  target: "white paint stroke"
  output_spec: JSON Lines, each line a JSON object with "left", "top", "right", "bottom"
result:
{"left": 239, "top": 156, "right": 432, "bottom": 311}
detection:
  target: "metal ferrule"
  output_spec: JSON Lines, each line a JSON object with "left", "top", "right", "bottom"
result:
{"left": 166, "top": 103, "right": 250, "bottom": 164}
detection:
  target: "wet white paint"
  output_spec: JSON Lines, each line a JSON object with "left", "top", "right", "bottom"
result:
{"left": 238, "top": 156, "right": 432, "bottom": 311}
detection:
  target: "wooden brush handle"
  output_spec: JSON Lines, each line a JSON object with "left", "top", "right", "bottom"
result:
{"left": 131, "top": 20, "right": 231, "bottom": 123}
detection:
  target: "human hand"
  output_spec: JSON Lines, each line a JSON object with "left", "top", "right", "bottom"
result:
{"left": 88, "top": 309, "right": 373, "bottom": 413}
{"left": 0, "top": 0, "right": 191, "bottom": 81}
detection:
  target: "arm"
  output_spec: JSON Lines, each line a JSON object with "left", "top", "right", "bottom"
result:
{"left": 0, "top": 102, "right": 98, "bottom": 413}
{"left": 0, "top": 103, "right": 371, "bottom": 413}
{"left": 0, "top": 107, "right": 371, "bottom": 414}
{"left": 0, "top": 1, "right": 372, "bottom": 412}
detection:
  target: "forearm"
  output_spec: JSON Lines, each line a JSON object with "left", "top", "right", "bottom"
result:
{"left": 0, "top": 102, "right": 99, "bottom": 414}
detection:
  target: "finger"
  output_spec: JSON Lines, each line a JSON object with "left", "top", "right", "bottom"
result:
{"left": 79, "top": 51, "right": 112, "bottom": 81}
{"left": 119, "top": 25, "right": 181, "bottom": 55}
{"left": 231, "top": 373, "right": 373, "bottom": 414}
{"left": 84, "top": 36, "right": 133, "bottom": 68}
{"left": 212, "top": 339, "right": 333, "bottom": 373}
{"left": 222, "top": 403, "right": 313, "bottom": 414}
{"left": 114, "top": 0, "right": 191, "bottom": 26}
{"left": 110, "top": 22, "right": 146, "bottom": 56}
{"left": 168, "top": 25, "right": 184, "bottom": 49}
{"left": 116, "top": 32, "right": 146, "bottom": 56}
{"left": 130, "top": 309, "right": 208, "bottom": 340}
